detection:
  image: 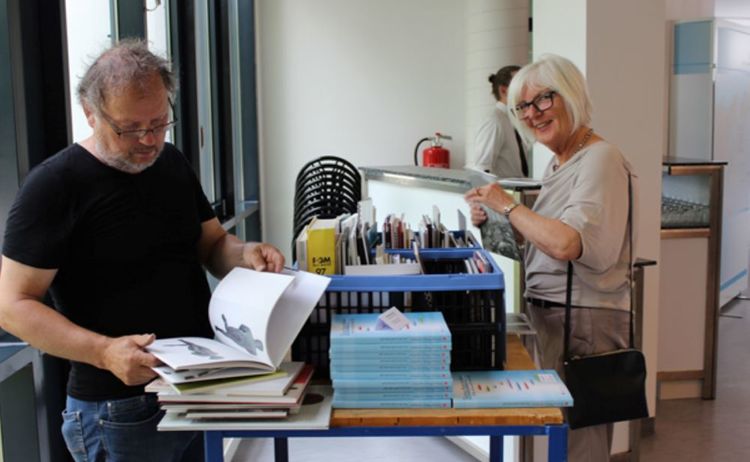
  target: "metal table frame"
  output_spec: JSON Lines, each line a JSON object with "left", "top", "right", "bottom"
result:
{"left": 203, "top": 423, "right": 568, "bottom": 462}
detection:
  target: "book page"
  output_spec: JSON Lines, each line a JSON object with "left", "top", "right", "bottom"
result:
{"left": 209, "top": 268, "right": 296, "bottom": 365}
{"left": 148, "top": 337, "right": 270, "bottom": 371}
{"left": 264, "top": 269, "right": 331, "bottom": 367}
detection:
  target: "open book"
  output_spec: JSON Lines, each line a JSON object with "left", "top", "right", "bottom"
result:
{"left": 147, "top": 268, "right": 330, "bottom": 384}
{"left": 478, "top": 206, "right": 523, "bottom": 261}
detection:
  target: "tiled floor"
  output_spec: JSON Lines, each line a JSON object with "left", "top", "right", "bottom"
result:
{"left": 233, "top": 298, "right": 750, "bottom": 461}
{"left": 639, "top": 297, "right": 750, "bottom": 461}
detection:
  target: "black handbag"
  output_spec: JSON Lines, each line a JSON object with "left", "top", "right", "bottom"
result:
{"left": 562, "top": 175, "right": 649, "bottom": 430}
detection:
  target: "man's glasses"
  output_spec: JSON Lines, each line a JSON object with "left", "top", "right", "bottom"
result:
{"left": 512, "top": 91, "right": 556, "bottom": 119}
{"left": 99, "top": 101, "right": 178, "bottom": 140}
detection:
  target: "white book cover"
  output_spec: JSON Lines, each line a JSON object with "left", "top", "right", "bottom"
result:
{"left": 156, "top": 364, "right": 314, "bottom": 405}
{"left": 157, "top": 385, "right": 333, "bottom": 431}
{"left": 147, "top": 268, "right": 329, "bottom": 383}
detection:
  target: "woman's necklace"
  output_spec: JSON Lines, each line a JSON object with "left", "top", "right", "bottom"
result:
{"left": 576, "top": 128, "right": 594, "bottom": 153}
{"left": 554, "top": 128, "right": 594, "bottom": 171}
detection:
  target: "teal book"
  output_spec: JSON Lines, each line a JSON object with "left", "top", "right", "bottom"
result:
{"left": 330, "top": 370, "right": 451, "bottom": 381}
{"left": 333, "top": 389, "right": 451, "bottom": 400}
{"left": 330, "top": 357, "right": 450, "bottom": 368}
{"left": 329, "top": 312, "right": 451, "bottom": 345}
{"left": 332, "top": 397, "right": 451, "bottom": 409}
{"left": 330, "top": 362, "right": 450, "bottom": 374}
{"left": 332, "top": 377, "right": 451, "bottom": 389}
{"left": 329, "top": 341, "right": 451, "bottom": 353}
{"left": 452, "top": 370, "right": 574, "bottom": 408}
{"left": 329, "top": 349, "right": 451, "bottom": 361}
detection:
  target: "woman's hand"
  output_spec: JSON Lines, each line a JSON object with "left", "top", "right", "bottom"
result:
{"left": 464, "top": 184, "right": 515, "bottom": 214}
{"left": 469, "top": 204, "right": 488, "bottom": 227}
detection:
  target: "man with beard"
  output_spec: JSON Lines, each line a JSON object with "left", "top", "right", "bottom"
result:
{"left": 0, "top": 39, "right": 284, "bottom": 461}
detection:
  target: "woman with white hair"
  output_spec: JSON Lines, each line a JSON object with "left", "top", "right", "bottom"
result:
{"left": 465, "top": 53, "right": 637, "bottom": 461}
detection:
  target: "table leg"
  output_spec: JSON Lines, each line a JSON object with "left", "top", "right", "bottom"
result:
{"left": 204, "top": 432, "right": 224, "bottom": 462}
{"left": 274, "top": 437, "right": 289, "bottom": 462}
{"left": 547, "top": 425, "right": 568, "bottom": 462}
{"left": 489, "top": 435, "right": 504, "bottom": 462}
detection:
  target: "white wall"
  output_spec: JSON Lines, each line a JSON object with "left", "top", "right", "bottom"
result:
{"left": 257, "top": 0, "right": 468, "bottom": 258}
{"left": 464, "top": 0, "right": 530, "bottom": 164}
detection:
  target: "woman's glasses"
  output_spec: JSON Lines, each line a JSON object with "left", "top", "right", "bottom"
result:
{"left": 512, "top": 91, "right": 556, "bottom": 119}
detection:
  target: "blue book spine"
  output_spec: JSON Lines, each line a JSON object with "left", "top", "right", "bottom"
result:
{"left": 332, "top": 378, "right": 452, "bottom": 388}
{"left": 330, "top": 358, "right": 450, "bottom": 367}
{"left": 329, "top": 350, "right": 451, "bottom": 360}
{"left": 334, "top": 390, "right": 451, "bottom": 400}
{"left": 332, "top": 397, "right": 452, "bottom": 409}
{"left": 330, "top": 370, "right": 452, "bottom": 381}
{"left": 330, "top": 363, "right": 450, "bottom": 373}
{"left": 329, "top": 341, "right": 452, "bottom": 351}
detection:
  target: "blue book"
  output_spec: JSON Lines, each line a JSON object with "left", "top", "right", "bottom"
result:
{"left": 330, "top": 370, "right": 451, "bottom": 381}
{"left": 333, "top": 390, "right": 451, "bottom": 400}
{"left": 332, "top": 397, "right": 451, "bottom": 409}
{"left": 329, "top": 342, "right": 451, "bottom": 353}
{"left": 330, "top": 312, "right": 451, "bottom": 345}
{"left": 332, "top": 378, "right": 452, "bottom": 389}
{"left": 330, "top": 357, "right": 450, "bottom": 368}
{"left": 330, "top": 363, "right": 450, "bottom": 373}
{"left": 452, "top": 370, "right": 574, "bottom": 408}
{"left": 329, "top": 349, "right": 451, "bottom": 361}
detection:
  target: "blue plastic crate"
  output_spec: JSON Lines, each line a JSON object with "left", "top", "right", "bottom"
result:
{"left": 292, "top": 249, "right": 506, "bottom": 380}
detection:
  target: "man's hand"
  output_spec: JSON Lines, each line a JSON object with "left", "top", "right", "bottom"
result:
{"left": 100, "top": 334, "right": 161, "bottom": 386}
{"left": 242, "top": 243, "right": 285, "bottom": 272}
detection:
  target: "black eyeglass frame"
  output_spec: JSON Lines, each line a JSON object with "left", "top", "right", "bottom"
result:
{"left": 511, "top": 90, "right": 557, "bottom": 118}
{"left": 98, "top": 100, "right": 178, "bottom": 140}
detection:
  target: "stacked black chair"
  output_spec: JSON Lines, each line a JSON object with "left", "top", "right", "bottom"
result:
{"left": 293, "top": 156, "right": 362, "bottom": 260}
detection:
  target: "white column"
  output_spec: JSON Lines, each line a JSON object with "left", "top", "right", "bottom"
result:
{"left": 533, "top": 0, "right": 666, "bottom": 456}
{"left": 464, "top": 0, "right": 530, "bottom": 166}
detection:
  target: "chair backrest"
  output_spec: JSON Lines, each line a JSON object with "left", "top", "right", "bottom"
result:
{"left": 292, "top": 156, "right": 362, "bottom": 260}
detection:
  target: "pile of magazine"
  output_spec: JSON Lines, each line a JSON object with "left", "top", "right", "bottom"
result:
{"left": 329, "top": 309, "right": 453, "bottom": 409}
{"left": 147, "top": 361, "right": 318, "bottom": 422}
{"left": 143, "top": 266, "right": 334, "bottom": 427}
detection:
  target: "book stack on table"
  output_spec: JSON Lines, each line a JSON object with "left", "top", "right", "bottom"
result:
{"left": 147, "top": 361, "right": 317, "bottom": 422}
{"left": 329, "top": 310, "right": 452, "bottom": 408}
{"left": 140, "top": 266, "right": 334, "bottom": 427}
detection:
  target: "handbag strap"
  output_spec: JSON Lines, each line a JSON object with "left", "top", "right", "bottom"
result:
{"left": 564, "top": 174, "right": 634, "bottom": 361}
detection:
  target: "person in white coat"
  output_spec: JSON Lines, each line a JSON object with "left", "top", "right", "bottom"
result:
{"left": 466, "top": 65, "right": 528, "bottom": 178}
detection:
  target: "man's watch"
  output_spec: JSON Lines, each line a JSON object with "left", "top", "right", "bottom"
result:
{"left": 503, "top": 201, "right": 520, "bottom": 217}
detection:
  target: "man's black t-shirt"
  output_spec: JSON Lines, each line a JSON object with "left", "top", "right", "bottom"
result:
{"left": 3, "top": 143, "right": 215, "bottom": 400}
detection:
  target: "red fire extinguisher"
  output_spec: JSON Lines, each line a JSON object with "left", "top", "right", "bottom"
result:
{"left": 414, "top": 132, "right": 452, "bottom": 168}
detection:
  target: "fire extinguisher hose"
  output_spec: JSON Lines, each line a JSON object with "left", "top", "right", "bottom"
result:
{"left": 413, "top": 137, "right": 431, "bottom": 166}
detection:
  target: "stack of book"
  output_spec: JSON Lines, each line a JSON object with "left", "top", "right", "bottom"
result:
{"left": 147, "top": 361, "right": 317, "bottom": 421}
{"left": 142, "top": 266, "right": 332, "bottom": 426}
{"left": 329, "top": 310, "right": 452, "bottom": 408}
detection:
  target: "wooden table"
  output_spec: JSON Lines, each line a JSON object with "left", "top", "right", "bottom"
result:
{"left": 203, "top": 335, "right": 567, "bottom": 462}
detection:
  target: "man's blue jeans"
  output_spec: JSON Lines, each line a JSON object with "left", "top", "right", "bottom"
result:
{"left": 61, "top": 394, "right": 203, "bottom": 461}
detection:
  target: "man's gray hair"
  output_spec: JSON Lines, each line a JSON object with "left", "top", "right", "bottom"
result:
{"left": 77, "top": 38, "right": 177, "bottom": 113}
{"left": 507, "top": 54, "right": 593, "bottom": 144}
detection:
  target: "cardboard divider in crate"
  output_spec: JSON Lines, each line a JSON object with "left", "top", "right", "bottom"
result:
{"left": 292, "top": 249, "right": 506, "bottom": 380}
